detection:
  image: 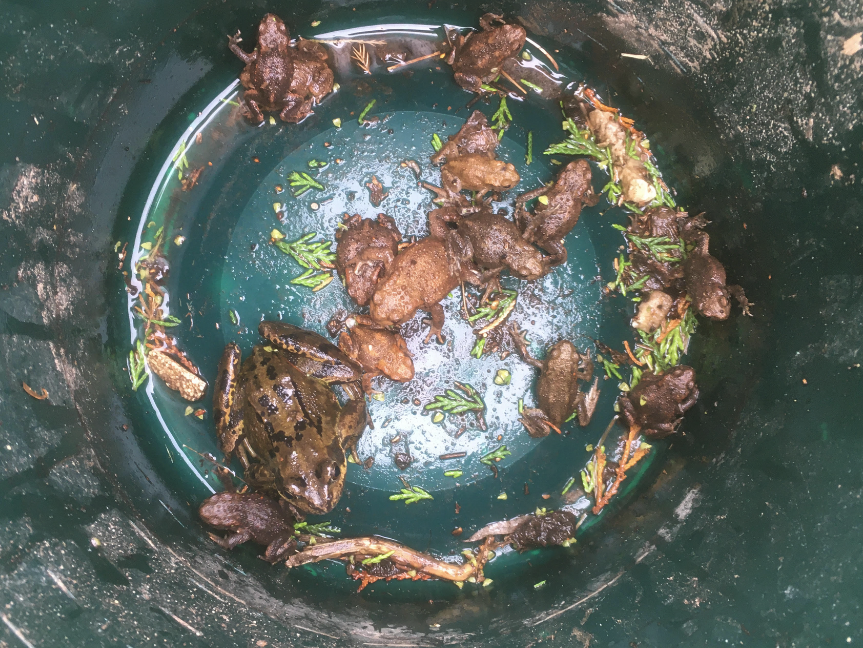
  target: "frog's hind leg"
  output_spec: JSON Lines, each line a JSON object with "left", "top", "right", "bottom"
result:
{"left": 213, "top": 343, "right": 245, "bottom": 458}
{"left": 336, "top": 394, "right": 370, "bottom": 452}
{"left": 279, "top": 94, "right": 314, "bottom": 123}
{"left": 240, "top": 90, "right": 265, "bottom": 124}
{"left": 510, "top": 324, "right": 543, "bottom": 369}
{"left": 208, "top": 528, "right": 253, "bottom": 551}
{"left": 422, "top": 303, "right": 447, "bottom": 344}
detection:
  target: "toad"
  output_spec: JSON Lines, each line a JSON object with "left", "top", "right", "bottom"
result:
{"left": 229, "top": 14, "right": 334, "bottom": 124}
{"left": 430, "top": 110, "right": 501, "bottom": 165}
{"left": 423, "top": 154, "right": 520, "bottom": 204}
{"left": 683, "top": 232, "right": 751, "bottom": 319}
{"left": 429, "top": 206, "right": 549, "bottom": 284}
{"left": 335, "top": 213, "right": 402, "bottom": 307}
{"left": 515, "top": 159, "right": 599, "bottom": 266}
{"left": 512, "top": 326, "right": 600, "bottom": 436}
{"left": 335, "top": 314, "right": 415, "bottom": 392}
{"left": 369, "top": 236, "right": 479, "bottom": 343}
{"left": 446, "top": 14, "right": 527, "bottom": 93}
{"left": 212, "top": 322, "right": 367, "bottom": 514}
{"left": 199, "top": 491, "right": 296, "bottom": 562}
{"left": 618, "top": 366, "right": 698, "bottom": 438}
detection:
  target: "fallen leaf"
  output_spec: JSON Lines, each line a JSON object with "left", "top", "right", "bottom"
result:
{"left": 22, "top": 382, "right": 48, "bottom": 400}
{"left": 842, "top": 32, "right": 862, "bottom": 56}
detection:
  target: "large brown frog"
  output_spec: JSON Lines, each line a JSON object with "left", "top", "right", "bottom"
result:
{"left": 336, "top": 314, "right": 415, "bottom": 392}
{"left": 429, "top": 206, "right": 549, "bottom": 283}
{"left": 446, "top": 14, "right": 526, "bottom": 93}
{"left": 199, "top": 491, "right": 296, "bottom": 562}
{"left": 512, "top": 326, "right": 600, "bottom": 437}
{"left": 229, "top": 14, "right": 334, "bottom": 124}
{"left": 369, "top": 236, "right": 478, "bottom": 343}
{"left": 515, "top": 160, "right": 599, "bottom": 266}
{"left": 335, "top": 213, "right": 402, "bottom": 307}
{"left": 618, "top": 366, "right": 698, "bottom": 438}
{"left": 212, "top": 322, "right": 366, "bottom": 514}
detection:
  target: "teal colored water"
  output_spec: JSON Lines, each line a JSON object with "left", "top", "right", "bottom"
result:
{"left": 118, "top": 21, "right": 664, "bottom": 592}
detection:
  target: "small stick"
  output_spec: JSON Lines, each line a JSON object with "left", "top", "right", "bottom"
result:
{"left": 387, "top": 51, "right": 441, "bottom": 72}
{"left": 498, "top": 69, "right": 526, "bottom": 94}
{"left": 440, "top": 452, "right": 467, "bottom": 460}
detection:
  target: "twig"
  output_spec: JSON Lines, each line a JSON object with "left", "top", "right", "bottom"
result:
{"left": 498, "top": 69, "right": 526, "bottom": 94}
{"left": 286, "top": 536, "right": 494, "bottom": 583}
{"left": 527, "top": 39, "right": 559, "bottom": 71}
{"left": 387, "top": 51, "right": 441, "bottom": 72}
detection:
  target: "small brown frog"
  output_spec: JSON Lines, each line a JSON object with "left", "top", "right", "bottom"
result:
{"left": 515, "top": 160, "right": 599, "bottom": 266}
{"left": 683, "top": 233, "right": 751, "bottom": 319}
{"left": 336, "top": 314, "right": 415, "bottom": 392}
{"left": 199, "top": 492, "right": 296, "bottom": 562}
{"left": 618, "top": 366, "right": 698, "bottom": 438}
{"left": 335, "top": 213, "right": 402, "bottom": 307}
{"left": 430, "top": 110, "right": 501, "bottom": 165}
{"left": 512, "top": 326, "right": 600, "bottom": 437}
{"left": 429, "top": 206, "right": 549, "bottom": 284}
{"left": 446, "top": 14, "right": 527, "bottom": 93}
{"left": 369, "top": 236, "right": 478, "bottom": 343}
{"left": 229, "top": 14, "right": 334, "bottom": 124}
{"left": 424, "top": 154, "right": 520, "bottom": 204}
{"left": 212, "top": 322, "right": 366, "bottom": 514}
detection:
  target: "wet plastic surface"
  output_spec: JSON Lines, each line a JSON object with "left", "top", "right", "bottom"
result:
{"left": 1, "top": 0, "right": 862, "bottom": 646}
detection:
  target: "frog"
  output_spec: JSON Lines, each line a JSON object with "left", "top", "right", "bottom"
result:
{"left": 334, "top": 313, "right": 415, "bottom": 392}
{"left": 199, "top": 491, "right": 296, "bottom": 563}
{"left": 423, "top": 154, "right": 520, "bottom": 204}
{"left": 631, "top": 290, "right": 674, "bottom": 334}
{"left": 430, "top": 110, "right": 501, "bottom": 165}
{"left": 618, "top": 365, "right": 699, "bottom": 438}
{"left": 212, "top": 322, "right": 367, "bottom": 515}
{"left": 429, "top": 206, "right": 549, "bottom": 286}
{"left": 335, "top": 213, "right": 402, "bottom": 307}
{"left": 445, "top": 13, "right": 527, "bottom": 93}
{"left": 515, "top": 159, "right": 599, "bottom": 266}
{"left": 229, "top": 14, "right": 334, "bottom": 124}
{"left": 511, "top": 325, "right": 600, "bottom": 437}
{"left": 683, "top": 232, "right": 751, "bottom": 319}
{"left": 369, "top": 235, "right": 479, "bottom": 344}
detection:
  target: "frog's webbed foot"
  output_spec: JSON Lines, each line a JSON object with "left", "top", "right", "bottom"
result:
{"left": 229, "top": 32, "right": 256, "bottom": 64}
{"left": 539, "top": 239, "right": 567, "bottom": 267}
{"left": 422, "top": 303, "right": 447, "bottom": 344}
{"left": 575, "top": 378, "right": 600, "bottom": 427}
{"left": 510, "top": 323, "right": 543, "bottom": 369}
{"left": 519, "top": 408, "right": 559, "bottom": 438}
{"left": 728, "top": 284, "right": 753, "bottom": 316}
{"left": 421, "top": 181, "right": 454, "bottom": 205}
{"left": 479, "top": 271, "right": 503, "bottom": 304}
